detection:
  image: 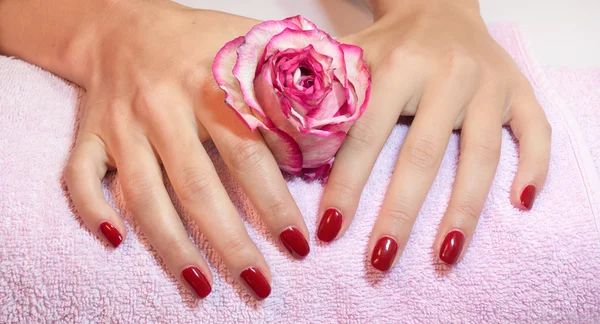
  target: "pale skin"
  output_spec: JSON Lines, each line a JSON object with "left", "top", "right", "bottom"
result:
{"left": 0, "top": 0, "right": 550, "bottom": 299}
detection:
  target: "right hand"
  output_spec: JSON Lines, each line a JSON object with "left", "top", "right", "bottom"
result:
{"left": 64, "top": 1, "right": 310, "bottom": 300}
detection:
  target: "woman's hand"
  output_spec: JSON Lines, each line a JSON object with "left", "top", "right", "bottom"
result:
{"left": 60, "top": 2, "right": 311, "bottom": 299}
{"left": 318, "top": 0, "right": 551, "bottom": 269}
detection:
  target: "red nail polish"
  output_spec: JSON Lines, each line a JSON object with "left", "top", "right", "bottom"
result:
{"left": 182, "top": 266, "right": 212, "bottom": 299}
{"left": 439, "top": 230, "right": 465, "bottom": 265}
{"left": 279, "top": 227, "right": 310, "bottom": 258}
{"left": 317, "top": 208, "right": 343, "bottom": 242}
{"left": 240, "top": 267, "right": 271, "bottom": 300}
{"left": 371, "top": 236, "right": 398, "bottom": 271}
{"left": 520, "top": 184, "right": 536, "bottom": 210}
{"left": 99, "top": 222, "right": 123, "bottom": 248}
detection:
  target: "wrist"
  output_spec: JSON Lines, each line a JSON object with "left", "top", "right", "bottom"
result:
{"left": 0, "top": 0, "right": 167, "bottom": 86}
{"left": 368, "top": 0, "right": 480, "bottom": 20}
{"left": 60, "top": 0, "right": 151, "bottom": 86}
{"left": 77, "top": 0, "right": 193, "bottom": 88}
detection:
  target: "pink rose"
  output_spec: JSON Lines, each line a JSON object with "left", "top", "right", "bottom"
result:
{"left": 212, "top": 16, "right": 371, "bottom": 179}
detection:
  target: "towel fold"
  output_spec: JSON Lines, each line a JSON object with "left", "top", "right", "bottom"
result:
{"left": 1, "top": 24, "right": 599, "bottom": 323}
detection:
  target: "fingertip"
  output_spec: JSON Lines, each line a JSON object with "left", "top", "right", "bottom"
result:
{"left": 509, "top": 90, "right": 550, "bottom": 212}
{"left": 279, "top": 226, "right": 310, "bottom": 258}
{"left": 316, "top": 207, "right": 343, "bottom": 242}
{"left": 511, "top": 182, "right": 538, "bottom": 211}
{"left": 98, "top": 221, "right": 124, "bottom": 248}
{"left": 65, "top": 135, "right": 127, "bottom": 248}
{"left": 437, "top": 229, "right": 466, "bottom": 266}
{"left": 370, "top": 235, "right": 399, "bottom": 271}
{"left": 240, "top": 266, "right": 272, "bottom": 300}
{"left": 182, "top": 266, "right": 213, "bottom": 299}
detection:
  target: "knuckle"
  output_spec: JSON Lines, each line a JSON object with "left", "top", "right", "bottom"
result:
{"left": 479, "top": 70, "right": 506, "bottom": 91}
{"left": 403, "top": 136, "right": 441, "bottom": 173}
{"left": 183, "top": 63, "right": 211, "bottom": 96}
{"left": 228, "top": 139, "right": 265, "bottom": 173}
{"left": 176, "top": 167, "right": 214, "bottom": 204}
{"left": 64, "top": 159, "right": 83, "bottom": 184}
{"left": 388, "top": 47, "right": 411, "bottom": 68}
{"left": 157, "top": 237, "right": 188, "bottom": 259}
{"left": 541, "top": 119, "right": 552, "bottom": 138}
{"left": 105, "top": 103, "right": 127, "bottom": 126}
{"left": 131, "top": 93, "right": 156, "bottom": 121}
{"left": 384, "top": 45, "right": 420, "bottom": 73}
{"left": 220, "top": 234, "right": 248, "bottom": 259}
{"left": 264, "top": 198, "right": 287, "bottom": 222}
{"left": 104, "top": 109, "right": 134, "bottom": 144}
{"left": 122, "top": 172, "right": 157, "bottom": 207}
{"left": 130, "top": 83, "right": 175, "bottom": 124}
{"left": 445, "top": 49, "right": 480, "bottom": 79}
{"left": 328, "top": 179, "right": 361, "bottom": 201}
{"left": 384, "top": 205, "right": 414, "bottom": 228}
{"left": 450, "top": 199, "right": 481, "bottom": 223}
{"left": 467, "top": 140, "right": 501, "bottom": 164}
{"left": 384, "top": 195, "right": 415, "bottom": 227}
{"left": 346, "top": 116, "right": 376, "bottom": 152}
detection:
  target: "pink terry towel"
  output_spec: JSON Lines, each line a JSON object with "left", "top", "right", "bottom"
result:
{"left": 1, "top": 24, "right": 600, "bottom": 323}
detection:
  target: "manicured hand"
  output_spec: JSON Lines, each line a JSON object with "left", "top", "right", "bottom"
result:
{"left": 64, "top": 1, "right": 310, "bottom": 299}
{"left": 318, "top": 0, "right": 551, "bottom": 270}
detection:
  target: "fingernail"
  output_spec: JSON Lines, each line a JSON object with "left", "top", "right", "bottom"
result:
{"left": 439, "top": 230, "right": 465, "bottom": 265}
{"left": 279, "top": 227, "right": 310, "bottom": 258}
{"left": 371, "top": 236, "right": 398, "bottom": 271}
{"left": 520, "top": 184, "right": 536, "bottom": 210}
{"left": 99, "top": 222, "right": 123, "bottom": 248}
{"left": 240, "top": 267, "right": 271, "bottom": 300}
{"left": 317, "top": 208, "right": 343, "bottom": 242}
{"left": 182, "top": 266, "right": 212, "bottom": 299}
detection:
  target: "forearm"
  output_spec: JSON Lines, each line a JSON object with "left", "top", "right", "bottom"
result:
{"left": 0, "top": 0, "right": 125, "bottom": 85}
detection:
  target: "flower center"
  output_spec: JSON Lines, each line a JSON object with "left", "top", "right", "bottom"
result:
{"left": 293, "top": 66, "right": 315, "bottom": 90}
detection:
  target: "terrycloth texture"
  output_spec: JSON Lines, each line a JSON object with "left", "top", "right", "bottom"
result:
{"left": 1, "top": 24, "right": 600, "bottom": 323}
{"left": 543, "top": 68, "right": 600, "bottom": 174}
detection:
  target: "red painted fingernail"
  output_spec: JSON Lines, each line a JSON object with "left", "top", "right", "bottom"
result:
{"left": 439, "top": 230, "right": 465, "bottom": 265}
{"left": 317, "top": 208, "right": 343, "bottom": 242}
{"left": 279, "top": 227, "right": 310, "bottom": 258}
{"left": 240, "top": 267, "right": 271, "bottom": 300}
{"left": 371, "top": 236, "right": 398, "bottom": 271}
{"left": 99, "top": 222, "right": 123, "bottom": 248}
{"left": 520, "top": 184, "right": 536, "bottom": 210}
{"left": 182, "top": 266, "right": 212, "bottom": 299}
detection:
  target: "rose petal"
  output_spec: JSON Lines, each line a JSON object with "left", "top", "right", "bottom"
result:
{"left": 304, "top": 80, "right": 345, "bottom": 121}
{"left": 256, "top": 59, "right": 306, "bottom": 130}
{"left": 255, "top": 64, "right": 346, "bottom": 168}
{"left": 305, "top": 44, "right": 371, "bottom": 132}
{"left": 284, "top": 15, "right": 318, "bottom": 31}
{"left": 340, "top": 44, "right": 371, "bottom": 121}
{"left": 259, "top": 128, "right": 303, "bottom": 175}
{"left": 272, "top": 46, "right": 333, "bottom": 114}
{"left": 263, "top": 28, "right": 347, "bottom": 88}
{"left": 212, "top": 36, "right": 270, "bottom": 130}
{"left": 233, "top": 20, "right": 302, "bottom": 118}
{"left": 296, "top": 130, "right": 346, "bottom": 168}
{"left": 302, "top": 159, "right": 332, "bottom": 180}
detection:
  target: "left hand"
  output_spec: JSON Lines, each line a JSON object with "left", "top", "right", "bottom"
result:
{"left": 316, "top": 0, "right": 551, "bottom": 269}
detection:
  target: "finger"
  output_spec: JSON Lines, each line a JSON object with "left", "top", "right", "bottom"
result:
{"left": 434, "top": 89, "right": 504, "bottom": 265}
{"left": 317, "top": 62, "right": 421, "bottom": 242}
{"left": 509, "top": 84, "right": 551, "bottom": 210}
{"left": 369, "top": 75, "right": 475, "bottom": 271}
{"left": 203, "top": 106, "right": 310, "bottom": 259}
{"left": 116, "top": 140, "right": 213, "bottom": 299}
{"left": 150, "top": 118, "right": 272, "bottom": 300}
{"left": 65, "top": 131, "right": 125, "bottom": 248}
